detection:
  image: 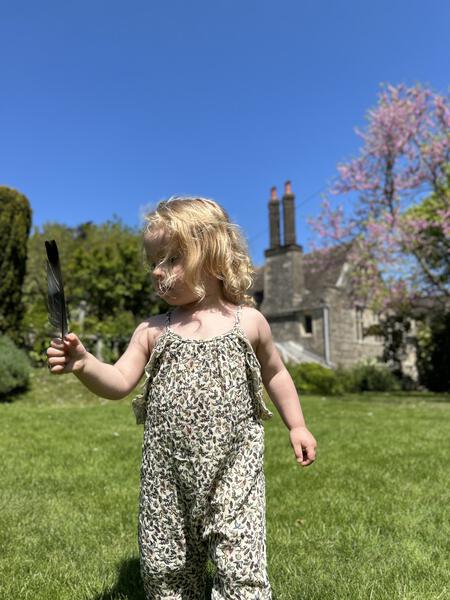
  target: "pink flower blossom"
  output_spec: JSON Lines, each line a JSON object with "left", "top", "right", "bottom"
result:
{"left": 308, "top": 83, "right": 450, "bottom": 313}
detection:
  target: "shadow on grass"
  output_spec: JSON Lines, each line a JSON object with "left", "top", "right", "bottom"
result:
{"left": 0, "top": 384, "right": 30, "bottom": 404}
{"left": 91, "top": 557, "right": 215, "bottom": 600}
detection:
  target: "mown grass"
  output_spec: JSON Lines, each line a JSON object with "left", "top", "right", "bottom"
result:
{"left": 1, "top": 369, "right": 449, "bottom": 599}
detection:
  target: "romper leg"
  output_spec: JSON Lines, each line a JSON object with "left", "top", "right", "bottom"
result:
{"left": 209, "top": 470, "right": 271, "bottom": 599}
{"left": 204, "top": 421, "right": 272, "bottom": 599}
{"left": 138, "top": 436, "right": 209, "bottom": 599}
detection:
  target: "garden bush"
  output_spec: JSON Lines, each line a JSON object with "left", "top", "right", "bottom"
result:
{"left": 335, "top": 362, "right": 402, "bottom": 392}
{"left": 287, "top": 362, "right": 344, "bottom": 395}
{"left": 0, "top": 335, "right": 31, "bottom": 398}
{"left": 287, "top": 360, "right": 403, "bottom": 395}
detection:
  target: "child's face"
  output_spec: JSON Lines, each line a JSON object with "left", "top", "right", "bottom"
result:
{"left": 145, "top": 228, "right": 222, "bottom": 308}
{"left": 146, "top": 229, "right": 208, "bottom": 307}
{"left": 145, "top": 230, "right": 183, "bottom": 299}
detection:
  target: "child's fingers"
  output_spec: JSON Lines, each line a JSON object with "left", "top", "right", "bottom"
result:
{"left": 50, "top": 333, "right": 77, "bottom": 347}
{"left": 63, "top": 332, "right": 83, "bottom": 350}
{"left": 48, "top": 355, "right": 67, "bottom": 372}
{"left": 47, "top": 341, "right": 69, "bottom": 373}
{"left": 47, "top": 350, "right": 67, "bottom": 362}
{"left": 63, "top": 332, "right": 78, "bottom": 343}
{"left": 296, "top": 445, "right": 316, "bottom": 466}
{"left": 49, "top": 333, "right": 82, "bottom": 356}
{"left": 51, "top": 337, "right": 65, "bottom": 349}
{"left": 49, "top": 366, "right": 66, "bottom": 374}
{"left": 47, "top": 332, "right": 85, "bottom": 374}
{"left": 47, "top": 345, "right": 66, "bottom": 357}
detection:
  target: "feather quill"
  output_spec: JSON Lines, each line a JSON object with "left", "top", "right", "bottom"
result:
{"left": 45, "top": 240, "right": 69, "bottom": 339}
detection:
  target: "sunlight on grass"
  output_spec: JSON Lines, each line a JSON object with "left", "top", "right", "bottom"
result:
{"left": 1, "top": 368, "right": 449, "bottom": 599}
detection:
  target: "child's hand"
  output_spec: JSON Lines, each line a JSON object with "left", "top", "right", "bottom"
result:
{"left": 46, "top": 333, "right": 88, "bottom": 375}
{"left": 290, "top": 426, "right": 317, "bottom": 467}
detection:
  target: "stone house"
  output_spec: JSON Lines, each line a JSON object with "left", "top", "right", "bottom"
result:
{"left": 249, "top": 181, "right": 418, "bottom": 378}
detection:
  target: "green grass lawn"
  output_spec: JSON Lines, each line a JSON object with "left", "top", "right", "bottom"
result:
{"left": 1, "top": 369, "right": 449, "bottom": 599}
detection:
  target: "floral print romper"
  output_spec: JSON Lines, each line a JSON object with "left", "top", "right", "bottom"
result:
{"left": 132, "top": 303, "right": 274, "bottom": 599}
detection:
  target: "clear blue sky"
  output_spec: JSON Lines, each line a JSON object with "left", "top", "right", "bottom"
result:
{"left": 1, "top": 0, "right": 448, "bottom": 266}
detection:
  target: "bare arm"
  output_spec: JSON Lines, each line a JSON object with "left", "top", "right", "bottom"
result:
{"left": 47, "top": 320, "right": 154, "bottom": 400}
{"left": 254, "top": 311, "right": 307, "bottom": 430}
{"left": 254, "top": 309, "right": 317, "bottom": 466}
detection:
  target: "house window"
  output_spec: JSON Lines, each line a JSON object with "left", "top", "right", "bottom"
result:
{"left": 355, "top": 307, "right": 364, "bottom": 341}
{"left": 304, "top": 314, "right": 313, "bottom": 334}
{"left": 254, "top": 290, "right": 264, "bottom": 309}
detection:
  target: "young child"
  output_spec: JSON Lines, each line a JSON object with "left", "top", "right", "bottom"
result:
{"left": 46, "top": 196, "right": 317, "bottom": 599}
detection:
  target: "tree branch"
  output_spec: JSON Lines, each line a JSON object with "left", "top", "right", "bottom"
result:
{"left": 411, "top": 248, "right": 450, "bottom": 298}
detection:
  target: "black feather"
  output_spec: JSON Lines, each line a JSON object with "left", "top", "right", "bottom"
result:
{"left": 45, "top": 240, "right": 69, "bottom": 339}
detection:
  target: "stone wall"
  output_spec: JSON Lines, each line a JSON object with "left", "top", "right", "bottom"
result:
{"left": 326, "top": 289, "right": 384, "bottom": 368}
{"left": 261, "top": 245, "right": 304, "bottom": 314}
{"left": 263, "top": 310, "right": 303, "bottom": 343}
{"left": 297, "top": 308, "right": 325, "bottom": 357}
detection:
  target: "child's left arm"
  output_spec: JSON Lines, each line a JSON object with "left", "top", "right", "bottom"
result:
{"left": 254, "top": 310, "right": 317, "bottom": 467}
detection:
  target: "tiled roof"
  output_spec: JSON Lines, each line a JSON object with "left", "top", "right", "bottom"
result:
{"left": 251, "top": 241, "right": 353, "bottom": 294}
{"left": 275, "top": 340, "right": 336, "bottom": 368}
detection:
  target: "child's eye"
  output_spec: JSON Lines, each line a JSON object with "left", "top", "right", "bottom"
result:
{"left": 150, "top": 256, "right": 178, "bottom": 269}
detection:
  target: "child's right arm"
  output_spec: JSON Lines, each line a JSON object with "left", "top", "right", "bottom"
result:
{"left": 46, "top": 321, "right": 154, "bottom": 400}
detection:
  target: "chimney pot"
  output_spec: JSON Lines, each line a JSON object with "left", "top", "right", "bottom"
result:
{"left": 282, "top": 179, "right": 297, "bottom": 246}
{"left": 268, "top": 185, "right": 281, "bottom": 249}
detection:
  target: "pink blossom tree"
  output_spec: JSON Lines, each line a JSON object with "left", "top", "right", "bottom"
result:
{"left": 306, "top": 83, "right": 450, "bottom": 315}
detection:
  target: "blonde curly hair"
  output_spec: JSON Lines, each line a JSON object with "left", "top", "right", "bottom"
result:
{"left": 142, "top": 196, "right": 256, "bottom": 307}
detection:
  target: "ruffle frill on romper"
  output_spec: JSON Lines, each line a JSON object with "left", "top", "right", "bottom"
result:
{"left": 235, "top": 329, "right": 273, "bottom": 422}
{"left": 131, "top": 332, "right": 170, "bottom": 425}
{"left": 131, "top": 328, "right": 273, "bottom": 425}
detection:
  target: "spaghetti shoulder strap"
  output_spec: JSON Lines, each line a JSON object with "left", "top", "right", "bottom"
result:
{"left": 165, "top": 309, "right": 173, "bottom": 332}
{"left": 234, "top": 303, "right": 243, "bottom": 327}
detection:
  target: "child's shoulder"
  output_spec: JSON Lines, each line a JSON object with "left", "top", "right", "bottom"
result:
{"left": 241, "top": 304, "right": 264, "bottom": 323}
{"left": 145, "top": 312, "right": 170, "bottom": 347}
{"left": 131, "top": 312, "right": 168, "bottom": 356}
{"left": 240, "top": 305, "right": 264, "bottom": 349}
{"left": 241, "top": 304, "right": 260, "bottom": 315}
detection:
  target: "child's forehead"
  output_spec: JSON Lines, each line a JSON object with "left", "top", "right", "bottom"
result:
{"left": 145, "top": 229, "right": 174, "bottom": 256}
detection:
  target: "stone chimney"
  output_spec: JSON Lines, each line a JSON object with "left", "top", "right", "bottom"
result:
{"left": 262, "top": 180, "right": 305, "bottom": 315}
{"left": 282, "top": 180, "right": 297, "bottom": 246}
{"left": 268, "top": 186, "right": 281, "bottom": 249}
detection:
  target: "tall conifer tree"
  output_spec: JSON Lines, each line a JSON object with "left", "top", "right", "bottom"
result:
{"left": 0, "top": 186, "right": 32, "bottom": 338}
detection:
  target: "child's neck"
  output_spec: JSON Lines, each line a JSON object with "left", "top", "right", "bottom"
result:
{"left": 174, "top": 294, "right": 232, "bottom": 315}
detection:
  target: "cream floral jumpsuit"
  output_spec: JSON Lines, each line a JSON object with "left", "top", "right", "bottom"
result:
{"left": 132, "top": 303, "right": 274, "bottom": 599}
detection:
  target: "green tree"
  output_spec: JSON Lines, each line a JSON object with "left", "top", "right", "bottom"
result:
{"left": 416, "top": 311, "right": 450, "bottom": 392}
{"left": 0, "top": 186, "right": 32, "bottom": 339}
{"left": 402, "top": 178, "right": 450, "bottom": 298}
{"left": 22, "top": 217, "right": 164, "bottom": 364}
{"left": 400, "top": 182, "right": 450, "bottom": 389}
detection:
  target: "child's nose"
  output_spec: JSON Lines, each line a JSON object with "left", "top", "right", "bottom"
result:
{"left": 152, "top": 268, "right": 167, "bottom": 286}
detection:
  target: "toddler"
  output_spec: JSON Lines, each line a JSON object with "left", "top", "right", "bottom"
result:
{"left": 46, "top": 196, "right": 317, "bottom": 599}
